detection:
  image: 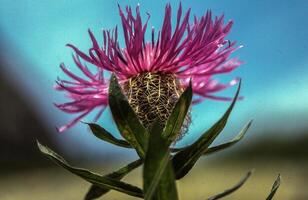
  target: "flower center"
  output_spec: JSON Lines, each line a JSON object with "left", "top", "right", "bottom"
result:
{"left": 123, "top": 72, "right": 190, "bottom": 138}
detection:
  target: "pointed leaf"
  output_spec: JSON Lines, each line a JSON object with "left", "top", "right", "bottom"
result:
{"left": 203, "top": 120, "right": 252, "bottom": 155}
{"left": 163, "top": 82, "right": 192, "bottom": 143}
{"left": 266, "top": 174, "right": 281, "bottom": 200}
{"left": 207, "top": 170, "right": 253, "bottom": 200}
{"left": 85, "top": 159, "right": 142, "bottom": 200}
{"left": 172, "top": 81, "right": 241, "bottom": 179}
{"left": 143, "top": 121, "right": 178, "bottom": 200}
{"left": 37, "top": 141, "right": 143, "bottom": 198}
{"left": 109, "top": 74, "right": 148, "bottom": 158}
{"left": 170, "top": 119, "right": 252, "bottom": 154}
{"left": 87, "top": 123, "right": 131, "bottom": 148}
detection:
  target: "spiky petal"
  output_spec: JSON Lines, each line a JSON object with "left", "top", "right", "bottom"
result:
{"left": 55, "top": 55, "right": 109, "bottom": 132}
{"left": 56, "top": 3, "right": 242, "bottom": 132}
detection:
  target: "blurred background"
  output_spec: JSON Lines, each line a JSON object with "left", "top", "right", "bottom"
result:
{"left": 0, "top": 0, "right": 307, "bottom": 199}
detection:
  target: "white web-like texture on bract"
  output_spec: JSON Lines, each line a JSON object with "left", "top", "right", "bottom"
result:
{"left": 124, "top": 72, "right": 191, "bottom": 138}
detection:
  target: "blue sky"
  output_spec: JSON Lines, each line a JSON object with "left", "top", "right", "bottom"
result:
{"left": 1, "top": 0, "right": 307, "bottom": 158}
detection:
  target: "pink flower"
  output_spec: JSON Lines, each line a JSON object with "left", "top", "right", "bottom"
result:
{"left": 55, "top": 3, "right": 242, "bottom": 132}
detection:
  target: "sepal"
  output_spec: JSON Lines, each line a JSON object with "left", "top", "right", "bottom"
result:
{"left": 37, "top": 141, "right": 143, "bottom": 198}
{"left": 203, "top": 120, "right": 252, "bottom": 155}
{"left": 163, "top": 81, "right": 192, "bottom": 143}
{"left": 207, "top": 170, "right": 253, "bottom": 200}
{"left": 172, "top": 81, "right": 241, "bottom": 179}
{"left": 109, "top": 74, "right": 148, "bottom": 158}
{"left": 85, "top": 158, "right": 143, "bottom": 199}
{"left": 86, "top": 122, "right": 131, "bottom": 148}
{"left": 266, "top": 174, "right": 281, "bottom": 200}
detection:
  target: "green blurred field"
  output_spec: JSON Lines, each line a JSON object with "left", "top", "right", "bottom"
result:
{"left": 1, "top": 159, "right": 306, "bottom": 200}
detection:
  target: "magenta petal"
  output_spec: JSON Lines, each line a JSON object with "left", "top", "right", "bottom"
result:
{"left": 55, "top": 3, "right": 243, "bottom": 132}
{"left": 56, "top": 109, "right": 93, "bottom": 133}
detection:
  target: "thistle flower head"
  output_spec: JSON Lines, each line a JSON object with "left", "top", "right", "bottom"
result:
{"left": 55, "top": 3, "right": 242, "bottom": 132}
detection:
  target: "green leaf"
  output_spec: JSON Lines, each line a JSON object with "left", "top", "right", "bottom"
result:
{"left": 143, "top": 121, "right": 178, "bottom": 200}
{"left": 266, "top": 174, "right": 281, "bottom": 200}
{"left": 37, "top": 141, "right": 143, "bottom": 198}
{"left": 108, "top": 74, "right": 148, "bottom": 158}
{"left": 163, "top": 82, "right": 192, "bottom": 143}
{"left": 207, "top": 170, "right": 253, "bottom": 200}
{"left": 203, "top": 120, "right": 252, "bottom": 155}
{"left": 170, "top": 119, "right": 252, "bottom": 154}
{"left": 172, "top": 81, "right": 241, "bottom": 179}
{"left": 85, "top": 159, "right": 143, "bottom": 200}
{"left": 86, "top": 123, "right": 131, "bottom": 148}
